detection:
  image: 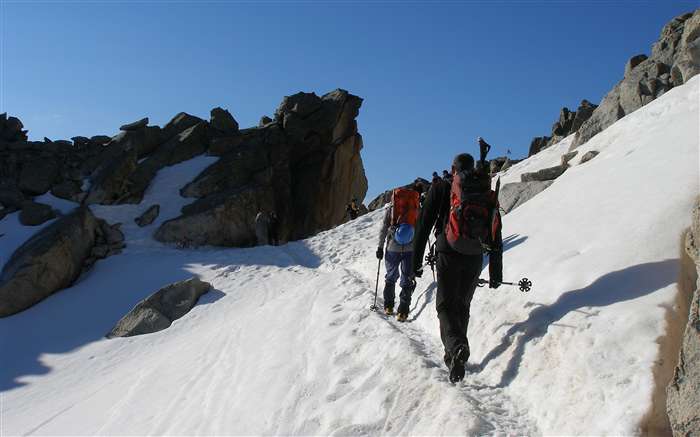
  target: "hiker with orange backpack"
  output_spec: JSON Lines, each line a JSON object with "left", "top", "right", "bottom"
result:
{"left": 376, "top": 187, "right": 421, "bottom": 322}
{"left": 412, "top": 138, "right": 503, "bottom": 383}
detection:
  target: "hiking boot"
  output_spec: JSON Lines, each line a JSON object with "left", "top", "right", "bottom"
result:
{"left": 384, "top": 307, "right": 394, "bottom": 316}
{"left": 396, "top": 312, "right": 408, "bottom": 322}
{"left": 448, "top": 345, "right": 469, "bottom": 384}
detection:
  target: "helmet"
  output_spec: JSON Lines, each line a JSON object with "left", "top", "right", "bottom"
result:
{"left": 394, "top": 223, "right": 415, "bottom": 245}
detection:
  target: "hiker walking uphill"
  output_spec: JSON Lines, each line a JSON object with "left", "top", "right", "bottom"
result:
{"left": 376, "top": 187, "right": 420, "bottom": 322}
{"left": 412, "top": 138, "right": 503, "bottom": 384}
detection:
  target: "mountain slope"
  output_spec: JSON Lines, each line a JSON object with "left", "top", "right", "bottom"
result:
{"left": 1, "top": 76, "right": 698, "bottom": 435}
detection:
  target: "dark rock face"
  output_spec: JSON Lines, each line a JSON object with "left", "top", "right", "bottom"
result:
{"left": 85, "top": 148, "right": 138, "bottom": 204}
{"left": 19, "top": 201, "right": 57, "bottom": 226}
{"left": 156, "top": 89, "right": 368, "bottom": 246}
{"left": 0, "top": 208, "right": 98, "bottom": 317}
{"left": 579, "top": 150, "right": 600, "bottom": 164}
{"left": 18, "top": 158, "right": 59, "bottom": 195}
{"left": 528, "top": 136, "right": 551, "bottom": 157}
{"left": 499, "top": 181, "right": 554, "bottom": 214}
{"left": 667, "top": 198, "right": 700, "bottom": 437}
{"left": 573, "top": 10, "right": 700, "bottom": 148}
{"left": 51, "top": 180, "right": 84, "bottom": 202}
{"left": 135, "top": 204, "right": 160, "bottom": 227}
{"left": 107, "top": 277, "right": 212, "bottom": 338}
{"left": 521, "top": 164, "right": 568, "bottom": 182}
{"left": 162, "top": 112, "right": 203, "bottom": 140}
{"left": 210, "top": 107, "right": 239, "bottom": 134}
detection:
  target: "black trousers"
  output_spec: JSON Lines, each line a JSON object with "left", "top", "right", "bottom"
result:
{"left": 435, "top": 250, "right": 483, "bottom": 361}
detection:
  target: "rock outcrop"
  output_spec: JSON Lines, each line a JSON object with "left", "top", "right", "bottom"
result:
{"left": 520, "top": 164, "right": 568, "bottom": 182}
{"left": 527, "top": 100, "right": 598, "bottom": 156}
{"left": 155, "top": 89, "right": 368, "bottom": 246}
{"left": 499, "top": 181, "right": 554, "bottom": 214}
{"left": 135, "top": 204, "right": 160, "bottom": 227}
{"left": 667, "top": 198, "right": 700, "bottom": 436}
{"left": 579, "top": 150, "right": 600, "bottom": 164}
{"left": 572, "top": 10, "right": 700, "bottom": 149}
{"left": 107, "top": 277, "right": 212, "bottom": 338}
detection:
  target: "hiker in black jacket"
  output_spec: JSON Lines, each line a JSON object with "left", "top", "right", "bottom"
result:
{"left": 412, "top": 152, "right": 503, "bottom": 383}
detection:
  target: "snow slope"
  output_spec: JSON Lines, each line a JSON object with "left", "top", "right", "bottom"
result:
{"left": 1, "top": 75, "right": 698, "bottom": 435}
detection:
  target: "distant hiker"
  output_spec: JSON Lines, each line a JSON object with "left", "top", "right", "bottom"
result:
{"left": 255, "top": 211, "right": 269, "bottom": 246}
{"left": 376, "top": 187, "right": 420, "bottom": 321}
{"left": 412, "top": 144, "right": 503, "bottom": 383}
{"left": 346, "top": 198, "right": 360, "bottom": 220}
{"left": 431, "top": 171, "right": 441, "bottom": 186}
{"left": 268, "top": 212, "right": 280, "bottom": 246}
{"left": 442, "top": 169, "right": 452, "bottom": 183}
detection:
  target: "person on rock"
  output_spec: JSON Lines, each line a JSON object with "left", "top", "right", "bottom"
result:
{"left": 255, "top": 210, "right": 269, "bottom": 246}
{"left": 346, "top": 198, "right": 360, "bottom": 220}
{"left": 376, "top": 187, "right": 420, "bottom": 322}
{"left": 412, "top": 146, "right": 503, "bottom": 383}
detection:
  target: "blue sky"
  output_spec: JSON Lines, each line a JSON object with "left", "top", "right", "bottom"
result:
{"left": 1, "top": 1, "right": 696, "bottom": 200}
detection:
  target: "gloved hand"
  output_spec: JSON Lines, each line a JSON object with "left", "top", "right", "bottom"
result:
{"left": 414, "top": 267, "right": 423, "bottom": 278}
{"left": 376, "top": 247, "right": 383, "bottom": 260}
{"left": 489, "top": 278, "right": 501, "bottom": 289}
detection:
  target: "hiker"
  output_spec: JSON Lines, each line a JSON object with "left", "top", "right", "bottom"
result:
{"left": 268, "top": 212, "right": 280, "bottom": 246}
{"left": 255, "top": 210, "right": 269, "bottom": 246}
{"left": 431, "top": 171, "right": 441, "bottom": 186}
{"left": 412, "top": 143, "right": 503, "bottom": 383}
{"left": 376, "top": 187, "right": 420, "bottom": 322}
{"left": 346, "top": 198, "right": 360, "bottom": 220}
{"left": 442, "top": 169, "right": 452, "bottom": 184}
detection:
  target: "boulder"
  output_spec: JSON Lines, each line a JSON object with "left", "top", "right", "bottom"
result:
{"left": 0, "top": 207, "right": 100, "bottom": 317}
{"left": 625, "top": 54, "right": 649, "bottom": 76}
{"left": 135, "top": 204, "right": 160, "bottom": 227}
{"left": 119, "top": 117, "right": 148, "bottom": 131}
{"left": 107, "top": 126, "right": 163, "bottom": 158}
{"left": 521, "top": 165, "right": 568, "bottom": 182}
{"left": 18, "top": 158, "right": 59, "bottom": 195}
{"left": 107, "top": 277, "right": 212, "bottom": 338}
{"left": 259, "top": 115, "right": 273, "bottom": 127}
{"left": 210, "top": 107, "right": 239, "bottom": 134}
{"left": 150, "top": 122, "right": 209, "bottom": 166}
{"left": 50, "top": 180, "right": 83, "bottom": 201}
{"left": 0, "top": 182, "right": 25, "bottom": 209}
{"left": 666, "top": 198, "right": 700, "bottom": 437}
{"left": 71, "top": 136, "right": 90, "bottom": 147}
{"left": 162, "top": 112, "right": 203, "bottom": 140}
{"left": 499, "top": 181, "right": 554, "bottom": 214}
{"left": 90, "top": 135, "right": 112, "bottom": 145}
{"left": 19, "top": 201, "right": 57, "bottom": 226}
{"left": 579, "top": 150, "right": 600, "bottom": 164}
{"left": 0, "top": 115, "right": 28, "bottom": 143}
{"left": 561, "top": 151, "right": 579, "bottom": 166}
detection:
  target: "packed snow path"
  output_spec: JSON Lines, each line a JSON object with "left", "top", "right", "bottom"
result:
{"left": 1, "top": 75, "right": 698, "bottom": 435}
{"left": 1, "top": 209, "right": 536, "bottom": 435}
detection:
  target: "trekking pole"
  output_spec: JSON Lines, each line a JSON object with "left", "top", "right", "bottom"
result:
{"left": 477, "top": 277, "right": 532, "bottom": 292}
{"left": 370, "top": 258, "right": 382, "bottom": 311}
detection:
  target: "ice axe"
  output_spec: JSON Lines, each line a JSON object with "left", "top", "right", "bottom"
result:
{"left": 477, "top": 277, "right": 532, "bottom": 292}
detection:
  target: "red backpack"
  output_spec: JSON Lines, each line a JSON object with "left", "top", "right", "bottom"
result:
{"left": 445, "top": 171, "right": 500, "bottom": 254}
{"left": 391, "top": 188, "right": 420, "bottom": 226}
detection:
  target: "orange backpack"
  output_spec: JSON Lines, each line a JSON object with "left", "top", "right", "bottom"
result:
{"left": 391, "top": 188, "right": 420, "bottom": 226}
